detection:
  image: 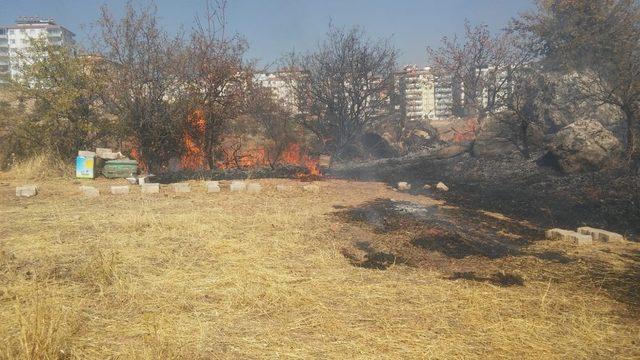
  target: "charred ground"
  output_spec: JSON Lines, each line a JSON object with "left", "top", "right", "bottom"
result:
{"left": 331, "top": 151, "right": 640, "bottom": 238}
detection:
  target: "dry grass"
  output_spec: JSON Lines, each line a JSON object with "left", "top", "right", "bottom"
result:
{"left": 0, "top": 175, "right": 639, "bottom": 359}
{"left": 3, "top": 154, "right": 73, "bottom": 181}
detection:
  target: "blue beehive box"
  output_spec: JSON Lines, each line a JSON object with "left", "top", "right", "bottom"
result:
{"left": 76, "top": 156, "right": 95, "bottom": 179}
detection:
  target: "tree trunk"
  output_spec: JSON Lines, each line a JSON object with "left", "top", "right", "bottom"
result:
{"left": 520, "top": 121, "right": 530, "bottom": 159}
{"left": 623, "top": 104, "right": 640, "bottom": 167}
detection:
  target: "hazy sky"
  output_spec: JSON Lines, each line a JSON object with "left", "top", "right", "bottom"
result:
{"left": 1, "top": 0, "right": 535, "bottom": 68}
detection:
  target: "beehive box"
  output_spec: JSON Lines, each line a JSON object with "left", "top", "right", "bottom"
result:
{"left": 102, "top": 159, "right": 138, "bottom": 178}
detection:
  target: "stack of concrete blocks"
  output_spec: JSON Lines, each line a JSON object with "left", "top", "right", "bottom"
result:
{"left": 80, "top": 185, "right": 100, "bottom": 198}
{"left": 15, "top": 185, "right": 38, "bottom": 197}
{"left": 141, "top": 183, "right": 160, "bottom": 194}
{"left": 577, "top": 227, "right": 625, "bottom": 242}
{"left": 110, "top": 185, "right": 130, "bottom": 195}
{"left": 247, "top": 183, "right": 262, "bottom": 193}
{"left": 230, "top": 181, "right": 246, "bottom": 192}
{"left": 172, "top": 183, "right": 190, "bottom": 193}
{"left": 206, "top": 181, "right": 221, "bottom": 193}
{"left": 96, "top": 147, "right": 120, "bottom": 160}
{"left": 546, "top": 228, "right": 593, "bottom": 245}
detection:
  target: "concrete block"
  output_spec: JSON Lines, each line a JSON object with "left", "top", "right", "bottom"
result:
{"left": 141, "top": 183, "right": 160, "bottom": 194}
{"left": 205, "top": 181, "right": 221, "bottom": 193}
{"left": 276, "top": 184, "right": 291, "bottom": 192}
{"left": 302, "top": 184, "right": 320, "bottom": 193}
{"left": 397, "top": 182, "right": 411, "bottom": 191}
{"left": 171, "top": 183, "right": 191, "bottom": 193}
{"left": 230, "top": 181, "right": 246, "bottom": 192}
{"left": 80, "top": 186, "right": 99, "bottom": 198}
{"left": 78, "top": 150, "right": 96, "bottom": 157}
{"left": 436, "top": 182, "right": 449, "bottom": 191}
{"left": 247, "top": 183, "right": 262, "bottom": 193}
{"left": 15, "top": 185, "right": 38, "bottom": 197}
{"left": 110, "top": 185, "right": 130, "bottom": 195}
{"left": 578, "top": 227, "right": 625, "bottom": 242}
{"left": 546, "top": 228, "right": 592, "bottom": 245}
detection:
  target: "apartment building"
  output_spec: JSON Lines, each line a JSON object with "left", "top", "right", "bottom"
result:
{"left": 395, "top": 65, "right": 453, "bottom": 122}
{"left": 0, "top": 17, "right": 75, "bottom": 82}
{"left": 255, "top": 70, "right": 301, "bottom": 113}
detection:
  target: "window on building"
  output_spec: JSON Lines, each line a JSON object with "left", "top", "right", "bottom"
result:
{"left": 10, "top": 39, "right": 15, "bottom": 44}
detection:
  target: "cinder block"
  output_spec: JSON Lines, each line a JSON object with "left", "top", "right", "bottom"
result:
{"left": 578, "top": 227, "right": 625, "bottom": 242}
{"left": 15, "top": 185, "right": 38, "bottom": 197}
{"left": 80, "top": 186, "right": 99, "bottom": 197}
{"left": 141, "top": 183, "right": 160, "bottom": 194}
{"left": 110, "top": 185, "right": 129, "bottom": 195}
{"left": 247, "top": 183, "right": 262, "bottom": 193}
{"left": 397, "top": 182, "right": 411, "bottom": 191}
{"left": 436, "top": 182, "right": 449, "bottom": 191}
{"left": 171, "top": 183, "right": 190, "bottom": 193}
{"left": 546, "top": 228, "right": 592, "bottom": 245}
{"left": 205, "top": 181, "right": 221, "bottom": 193}
{"left": 230, "top": 181, "right": 246, "bottom": 192}
{"left": 276, "top": 184, "right": 291, "bottom": 192}
{"left": 302, "top": 184, "right": 320, "bottom": 193}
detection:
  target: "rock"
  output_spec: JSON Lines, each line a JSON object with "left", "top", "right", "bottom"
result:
{"left": 15, "top": 185, "right": 38, "bottom": 197}
{"left": 577, "top": 227, "right": 625, "bottom": 242}
{"left": 171, "top": 183, "right": 190, "bottom": 193}
{"left": 110, "top": 185, "right": 129, "bottom": 195}
{"left": 302, "top": 184, "right": 320, "bottom": 193}
{"left": 545, "top": 228, "right": 593, "bottom": 245}
{"left": 397, "top": 182, "right": 411, "bottom": 191}
{"left": 276, "top": 184, "right": 291, "bottom": 192}
{"left": 423, "top": 184, "right": 432, "bottom": 190}
{"left": 230, "top": 181, "right": 246, "bottom": 192}
{"left": 471, "top": 116, "right": 521, "bottom": 157}
{"left": 80, "top": 186, "right": 99, "bottom": 198}
{"left": 435, "top": 145, "right": 468, "bottom": 159}
{"left": 141, "top": 183, "right": 160, "bottom": 194}
{"left": 247, "top": 183, "right": 262, "bottom": 193}
{"left": 544, "top": 119, "right": 622, "bottom": 173}
{"left": 205, "top": 181, "right": 220, "bottom": 193}
{"left": 436, "top": 182, "right": 449, "bottom": 191}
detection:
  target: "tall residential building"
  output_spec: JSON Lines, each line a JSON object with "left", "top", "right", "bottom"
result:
{"left": 0, "top": 17, "right": 76, "bottom": 82}
{"left": 255, "top": 70, "right": 301, "bottom": 114}
{"left": 395, "top": 65, "right": 452, "bottom": 122}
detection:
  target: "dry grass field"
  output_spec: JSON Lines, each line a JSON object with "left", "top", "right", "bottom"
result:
{"left": 1, "top": 168, "right": 639, "bottom": 358}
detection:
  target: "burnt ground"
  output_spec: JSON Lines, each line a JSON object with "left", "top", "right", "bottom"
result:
{"left": 331, "top": 152, "right": 640, "bottom": 239}
{"left": 333, "top": 198, "right": 640, "bottom": 308}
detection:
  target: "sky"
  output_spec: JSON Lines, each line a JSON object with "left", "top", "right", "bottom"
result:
{"left": 1, "top": 0, "right": 535, "bottom": 69}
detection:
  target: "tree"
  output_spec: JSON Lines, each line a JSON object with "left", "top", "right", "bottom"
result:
{"left": 428, "top": 21, "right": 529, "bottom": 119}
{"left": 248, "top": 84, "right": 299, "bottom": 167}
{"left": 514, "top": 0, "right": 640, "bottom": 165}
{"left": 95, "top": 1, "right": 183, "bottom": 172}
{"left": 8, "top": 40, "right": 115, "bottom": 160}
{"left": 181, "top": 0, "right": 251, "bottom": 169}
{"left": 493, "top": 66, "right": 554, "bottom": 158}
{"left": 284, "top": 26, "right": 397, "bottom": 159}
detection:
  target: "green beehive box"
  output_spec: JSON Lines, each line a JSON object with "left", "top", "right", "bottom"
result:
{"left": 102, "top": 159, "right": 138, "bottom": 178}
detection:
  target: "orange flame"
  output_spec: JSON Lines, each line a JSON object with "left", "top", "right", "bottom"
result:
{"left": 181, "top": 110, "right": 208, "bottom": 170}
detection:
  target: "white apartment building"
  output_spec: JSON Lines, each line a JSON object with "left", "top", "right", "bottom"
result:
{"left": 255, "top": 71, "right": 300, "bottom": 113}
{"left": 0, "top": 17, "right": 76, "bottom": 82}
{"left": 396, "top": 65, "right": 452, "bottom": 121}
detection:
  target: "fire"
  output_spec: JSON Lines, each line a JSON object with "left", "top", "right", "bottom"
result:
{"left": 130, "top": 147, "right": 148, "bottom": 172}
{"left": 181, "top": 110, "right": 208, "bottom": 170}
{"left": 217, "top": 141, "right": 322, "bottom": 178}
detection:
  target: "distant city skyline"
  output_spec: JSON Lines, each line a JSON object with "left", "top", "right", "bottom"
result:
{"left": 0, "top": 0, "right": 535, "bottom": 68}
